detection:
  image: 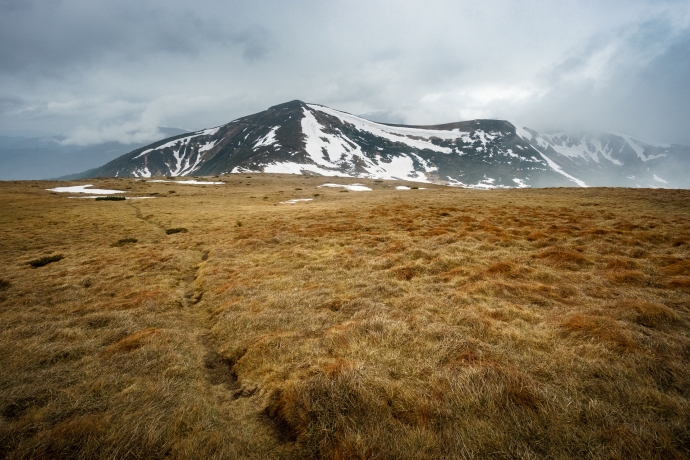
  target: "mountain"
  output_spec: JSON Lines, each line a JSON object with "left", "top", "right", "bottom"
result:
{"left": 0, "top": 128, "right": 188, "bottom": 181}
{"left": 72, "top": 101, "right": 690, "bottom": 188}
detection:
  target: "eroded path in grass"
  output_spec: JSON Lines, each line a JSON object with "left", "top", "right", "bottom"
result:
{"left": 1, "top": 177, "right": 689, "bottom": 459}
{"left": 0, "top": 180, "right": 290, "bottom": 458}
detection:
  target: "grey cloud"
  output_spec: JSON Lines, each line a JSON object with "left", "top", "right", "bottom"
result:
{"left": 0, "top": 0, "right": 270, "bottom": 76}
{"left": 513, "top": 16, "right": 690, "bottom": 144}
{"left": 0, "top": 0, "right": 689, "bottom": 147}
{"left": 0, "top": 95, "right": 24, "bottom": 113}
{"left": 0, "top": 0, "right": 33, "bottom": 12}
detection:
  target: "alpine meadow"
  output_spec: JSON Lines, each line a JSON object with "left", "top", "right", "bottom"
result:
{"left": 1, "top": 176, "right": 689, "bottom": 458}
{"left": 3, "top": 0, "right": 690, "bottom": 458}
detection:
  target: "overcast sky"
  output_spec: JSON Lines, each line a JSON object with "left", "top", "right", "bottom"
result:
{"left": 1, "top": 0, "right": 689, "bottom": 146}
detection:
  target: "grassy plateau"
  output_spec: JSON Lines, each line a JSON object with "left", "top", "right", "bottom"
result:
{"left": 0, "top": 175, "right": 689, "bottom": 459}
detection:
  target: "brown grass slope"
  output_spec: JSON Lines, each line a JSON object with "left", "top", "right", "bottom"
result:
{"left": 0, "top": 176, "right": 689, "bottom": 459}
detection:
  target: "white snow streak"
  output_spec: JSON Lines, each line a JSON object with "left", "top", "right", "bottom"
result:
{"left": 261, "top": 162, "right": 355, "bottom": 177}
{"left": 512, "top": 178, "right": 530, "bottom": 188}
{"left": 198, "top": 140, "right": 217, "bottom": 153}
{"left": 653, "top": 174, "right": 668, "bottom": 184}
{"left": 253, "top": 126, "right": 280, "bottom": 148}
{"left": 133, "top": 166, "right": 151, "bottom": 178}
{"left": 618, "top": 134, "right": 667, "bottom": 161}
{"left": 307, "top": 104, "right": 455, "bottom": 153}
{"left": 513, "top": 123, "right": 532, "bottom": 141}
{"left": 536, "top": 150, "right": 588, "bottom": 187}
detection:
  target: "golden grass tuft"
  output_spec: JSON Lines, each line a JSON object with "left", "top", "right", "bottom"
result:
{"left": 662, "top": 259, "right": 690, "bottom": 276}
{"left": 609, "top": 298, "right": 681, "bottom": 328}
{"left": 485, "top": 260, "right": 518, "bottom": 275}
{"left": 558, "top": 314, "right": 638, "bottom": 351}
{"left": 102, "top": 327, "right": 160, "bottom": 357}
{"left": 606, "top": 269, "right": 648, "bottom": 285}
{"left": 534, "top": 248, "right": 590, "bottom": 267}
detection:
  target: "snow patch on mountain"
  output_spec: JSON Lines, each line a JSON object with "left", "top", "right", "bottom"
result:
{"left": 254, "top": 126, "right": 280, "bottom": 148}
{"left": 133, "top": 166, "right": 151, "bottom": 178}
{"left": 536, "top": 150, "right": 588, "bottom": 187}
{"left": 370, "top": 154, "right": 432, "bottom": 182}
{"left": 513, "top": 124, "right": 532, "bottom": 141}
{"left": 308, "top": 104, "right": 455, "bottom": 154}
{"left": 198, "top": 140, "right": 217, "bottom": 153}
{"left": 302, "top": 108, "right": 364, "bottom": 166}
{"left": 617, "top": 134, "right": 668, "bottom": 161}
{"left": 258, "top": 161, "right": 354, "bottom": 177}
{"left": 513, "top": 178, "right": 529, "bottom": 188}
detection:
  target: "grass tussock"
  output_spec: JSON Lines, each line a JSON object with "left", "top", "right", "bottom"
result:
{"left": 111, "top": 237, "right": 137, "bottom": 247}
{"left": 558, "top": 314, "right": 638, "bottom": 351}
{"left": 1, "top": 178, "right": 689, "bottom": 458}
{"left": 95, "top": 196, "right": 126, "bottom": 201}
{"left": 534, "top": 248, "right": 590, "bottom": 268}
{"left": 27, "top": 254, "right": 64, "bottom": 267}
{"left": 165, "top": 227, "right": 188, "bottom": 235}
{"left": 608, "top": 298, "right": 681, "bottom": 328}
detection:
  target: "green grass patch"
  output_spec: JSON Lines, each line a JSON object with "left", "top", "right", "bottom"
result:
{"left": 166, "top": 228, "right": 188, "bottom": 235}
{"left": 28, "top": 254, "right": 64, "bottom": 268}
{"left": 111, "top": 238, "right": 138, "bottom": 247}
{"left": 95, "top": 196, "right": 126, "bottom": 201}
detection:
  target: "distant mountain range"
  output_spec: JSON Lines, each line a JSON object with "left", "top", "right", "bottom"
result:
{"left": 28, "top": 101, "right": 690, "bottom": 187}
{"left": 0, "top": 128, "right": 187, "bottom": 181}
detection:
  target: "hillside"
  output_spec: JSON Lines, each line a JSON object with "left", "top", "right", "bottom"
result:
{"left": 1, "top": 176, "right": 689, "bottom": 458}
{"left": 74, "top": 101, "right": 690, "bottom": 189}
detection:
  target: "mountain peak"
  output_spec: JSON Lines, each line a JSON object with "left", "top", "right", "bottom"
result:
{"left": 268, "top": 100, "right": 306, "bottom": 111}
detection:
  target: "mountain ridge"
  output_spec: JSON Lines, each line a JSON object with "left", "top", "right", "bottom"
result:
{"left": 67, "top": 100, "right": 690, "bottom": 188}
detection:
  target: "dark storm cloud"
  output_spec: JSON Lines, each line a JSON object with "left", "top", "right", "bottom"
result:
{"left": 0, "top": 0, "right": 688, "bottom": 145}
{"left": 0, "top": 0, "right": 272, "bottom": 76}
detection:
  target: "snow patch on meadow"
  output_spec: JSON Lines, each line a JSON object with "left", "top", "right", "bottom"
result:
{"left": 48, "top": 185, "right": 126, "bottom": 194}
{"left": 318, "top": 183, "right": 372, "bottom": 191}
{"left": 280, "top": 198, "right": 313, "bottom": 205}
{"left": 147, "top": 180, "right": 224, "bottom": 185}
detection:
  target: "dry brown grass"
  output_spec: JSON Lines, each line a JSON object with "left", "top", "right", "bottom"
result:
{"left": 1, "top": 177, "right": 690, "bottom": 459}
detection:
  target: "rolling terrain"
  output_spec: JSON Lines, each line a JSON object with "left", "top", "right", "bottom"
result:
{"left": 1, "top": 175, "right": 689, "bottom": 458}
{"left": 74, "top": 101, "right": 690, "bottom": 189}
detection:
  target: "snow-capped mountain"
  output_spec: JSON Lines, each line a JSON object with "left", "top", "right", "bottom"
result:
{"left": 75, "top": 100, "right": 689, "bottom": 188}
